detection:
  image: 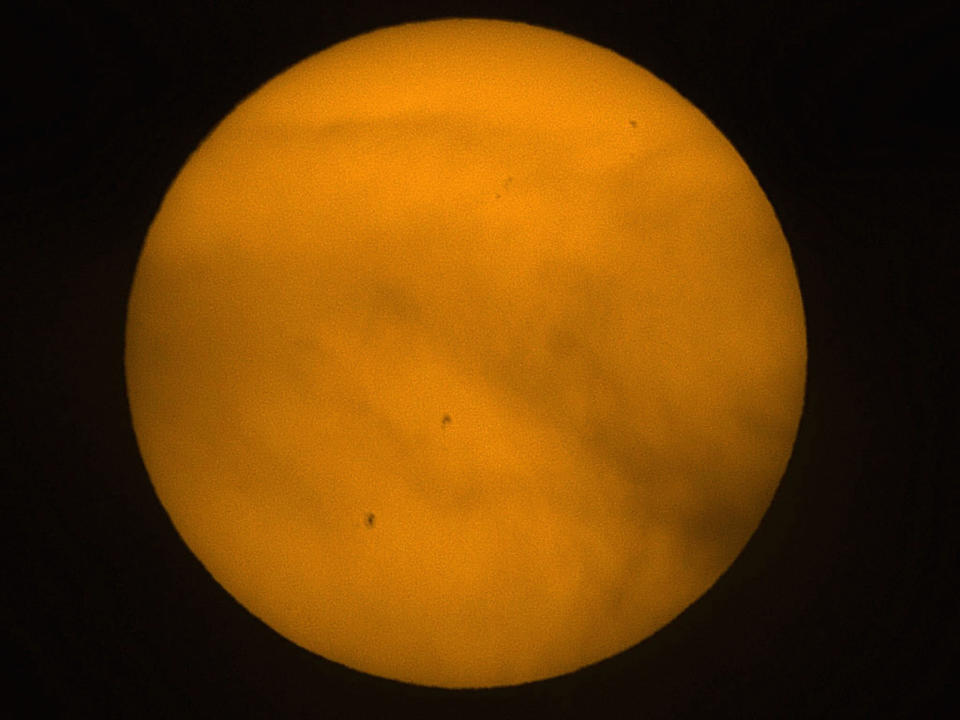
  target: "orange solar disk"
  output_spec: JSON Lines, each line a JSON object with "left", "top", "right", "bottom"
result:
{"left": 125, "top": 19, "right": 806, "bottom": 688}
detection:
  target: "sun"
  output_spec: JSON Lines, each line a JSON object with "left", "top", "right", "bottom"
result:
{"left": 125, "top": 18, "right": 806, "bottom": 688}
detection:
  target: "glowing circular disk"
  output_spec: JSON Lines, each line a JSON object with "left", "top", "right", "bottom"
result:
{"left": 125, "top": 18, "right": 806, "bottom": 689}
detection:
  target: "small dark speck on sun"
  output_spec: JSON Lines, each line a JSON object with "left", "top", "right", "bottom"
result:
{"left": 365, "top": 512, "right": 375, "bottom": 528}
{"left": 629, "top": 119, "right": 637, "bottom": 128}
{"left": 442, "top": 413, "right": 452, "bottom": 427}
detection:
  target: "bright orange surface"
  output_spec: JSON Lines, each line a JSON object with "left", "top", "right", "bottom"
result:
{"left": 125, "top": 19, "right": 806, "bottom": 688}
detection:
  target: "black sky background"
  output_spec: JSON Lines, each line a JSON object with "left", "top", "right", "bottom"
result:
{"left": 2, "top": 0, "right": 955, "bottom": 717}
